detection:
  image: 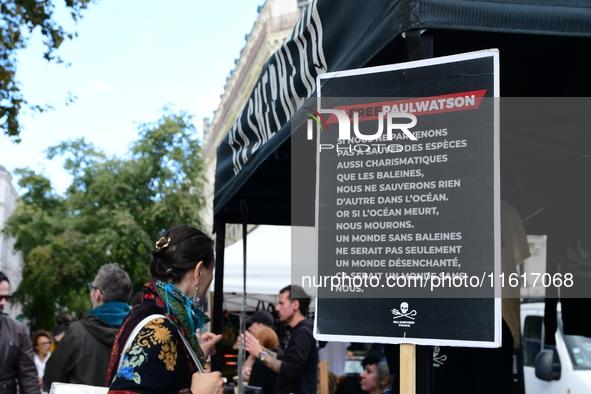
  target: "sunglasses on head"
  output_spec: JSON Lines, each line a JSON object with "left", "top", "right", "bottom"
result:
{"left": 0, "top": 295, "right": 12, "bottom": 301}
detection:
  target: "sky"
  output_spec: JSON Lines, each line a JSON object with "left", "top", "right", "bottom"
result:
{"left": 0, "top": 0, "right": 265, "bottom": 194}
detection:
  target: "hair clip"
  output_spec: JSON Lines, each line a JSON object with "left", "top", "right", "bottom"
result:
{"left": 165, "top": 268, "right": 173, "bottom": 274}
{"left": 155, "top": 236, "right": 171, "bottom": 250}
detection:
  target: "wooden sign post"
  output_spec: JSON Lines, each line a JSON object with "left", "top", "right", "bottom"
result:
{"left": 400, "top": 344, "right": 416, "bottom": 394}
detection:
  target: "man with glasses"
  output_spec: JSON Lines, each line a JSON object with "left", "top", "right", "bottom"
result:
{"left": 0, "top": 271, "right": 39, "bottom": 394}
{"left": 44, "top": 263, "right": 132, "bottom": 389}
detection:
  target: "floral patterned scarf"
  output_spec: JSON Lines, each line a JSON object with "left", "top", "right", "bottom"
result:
{"left": 105, "top": 279, "right": 210, "bottom": 385}
{"left": 152, "top": 278, "right": 210, "bottom": 353}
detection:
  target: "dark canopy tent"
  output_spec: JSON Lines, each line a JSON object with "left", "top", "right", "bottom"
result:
{"left": 211, "top": 0, "right": 591, "bottom": 377}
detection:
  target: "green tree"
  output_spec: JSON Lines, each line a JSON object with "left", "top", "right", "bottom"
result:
{"left": 1, "top": 0, "right": 94, "bottom": 141}
{"left": 4, "top": 110, "right": 206, "bottom": 330}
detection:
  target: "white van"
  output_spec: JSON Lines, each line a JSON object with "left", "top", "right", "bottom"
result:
{"left": 521, "top": 302, "right": 591, "bottom": 392}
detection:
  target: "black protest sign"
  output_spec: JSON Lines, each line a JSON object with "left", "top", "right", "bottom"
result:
{"left": 313, "top": 50, "right": 501, "bottom": 346}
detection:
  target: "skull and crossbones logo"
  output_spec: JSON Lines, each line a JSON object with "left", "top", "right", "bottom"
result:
{"left": 391, "top": 302, "right": 417, "bottom": 319}
{"left": 567, "top": 239, "right": 591, "bottom": 268}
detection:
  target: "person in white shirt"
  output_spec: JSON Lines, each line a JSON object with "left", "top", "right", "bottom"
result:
{"left": 32, "top": 330, "right": 52, "bottom": 390}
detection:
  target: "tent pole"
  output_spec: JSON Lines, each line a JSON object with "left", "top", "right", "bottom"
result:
{"left": 212, "top": 218, "right": 226, "bottom": 372}
{"left": 237, "top": 201, "right": 249, "bottom": 394}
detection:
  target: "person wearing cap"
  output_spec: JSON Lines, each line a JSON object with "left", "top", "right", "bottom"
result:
{"left": 241, "top": 310, "right": 275, "bottom": 381}
{"left": 246, "top": 310, "right": 274, "bottom": 335}
{"left": 243, "top": 285, "right": 318, "bottom": 394}
{"left": 247, "top": 327, "right": 283, "bottom": 394}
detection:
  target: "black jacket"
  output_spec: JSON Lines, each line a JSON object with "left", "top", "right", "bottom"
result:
{"left": 0, "top": 313, "right": 39, "bottom": 394}
{"left": 250, "top": 348, "right": 283, "bottom": 394}
{"left": 44, "top": 312, "right": 120, "bottom": 388}
{"left": 276, "top": 319, "right": 318, "bottom": 394}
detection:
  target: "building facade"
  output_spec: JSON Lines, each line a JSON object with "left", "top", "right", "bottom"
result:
{"left": 202, "top": 0, "right": 307, "bottom": 244}
{"left": 0, "top": 165, "right": 23, "bottom": 318}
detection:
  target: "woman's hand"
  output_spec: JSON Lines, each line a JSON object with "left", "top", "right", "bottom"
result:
{"left": 242, "top": 366, "right": 252, "bottom": 381}
{"left": 241, "top": 354, "right": 256, "bottom": 381}
{"left": 191, "top": 371, "right": 225, "bottom": 394}
{"left": 197, "top": 332, "right": 222, "bottom": 357}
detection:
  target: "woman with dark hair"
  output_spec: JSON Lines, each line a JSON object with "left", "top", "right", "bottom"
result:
{"left": 32, "top": 330, "right": 52, "bottom": 391}
{"left": 359, "top": 353, "right": 393, "bottom": 394}
{"left": 106, "top": 225, "right": 224, "bottom": 394}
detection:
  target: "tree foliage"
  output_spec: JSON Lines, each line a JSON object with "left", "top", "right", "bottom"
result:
{"left": 4, "top": 110, "right": 207, "bottom": 329}
{"left": 1, "top": 0, "right": 94, "bottom": 141}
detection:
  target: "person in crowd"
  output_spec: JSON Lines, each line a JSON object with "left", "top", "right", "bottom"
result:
{"left": 246, "top": 310, "right": 274, "bottom": 336}
{"left": 359, "top": 353, "right": 393, "bottom": 394}
{"left": 49, "top": 315, "right": 70, "bottom": 353}
{"left": 240, "top": 310, "right": 275, "bottom": 379}
{"left": 106, "top": 225, "right": 225, "bottom": 394}
{"left": 0, "top": 271, "right": 39, "bottom": 394}
{"left": 44, "top": 263, "right": 133, "bottom": 389}
{"left": 245, "top": 326, "right": 283, "bottom": 394}
{"left": 31, "top": 330, "right": 52, "bottom": 390}
{"left": 244, "top": 285, "right": 318, "bottom": 394}
{"left": 327, "top": 371, "right": 338, "bottom": 394}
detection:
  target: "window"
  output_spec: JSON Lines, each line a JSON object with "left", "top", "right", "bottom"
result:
{"left": 523, "top": 315, "right": 543, "bottom": 366}
{"left": 564, "top": 333, "right": 591, "bottom": 369}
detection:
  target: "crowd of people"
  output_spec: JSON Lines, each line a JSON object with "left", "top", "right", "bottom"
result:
{"left": 0, "top": 225, "right": 393, "bottom": 394}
